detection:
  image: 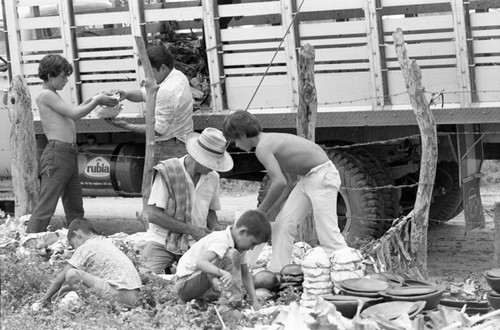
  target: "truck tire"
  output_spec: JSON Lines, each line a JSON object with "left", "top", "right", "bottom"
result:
{"left": 328, "top": 149, "right": 386, "bottom": 244}
{"left": 429, "top": 161, "right": 463, "bottom": 223}
{"left": 350, "top": 148, "right": 400, "bottom": 223}
{"left": 398, "top": 161, "right": 463, "bottom": 225}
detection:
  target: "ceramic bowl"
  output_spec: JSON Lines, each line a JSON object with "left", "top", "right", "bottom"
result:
{"left": 322, "top": 294, "right": 381, "bottom": 318}
{"left": 487, "top": 291, "right": 500, "bottom": 310}
{"left": 404, "top": 279, "right": 437, "bottom": 287}
{"left": 361, "top": 300, "right": 426, "bottom": 320}
{"left": 485, "top": 268, "right": 500, "bottom": 278}
{"left": 340, "top": 278, "right": 390, "bottom": 293}
{"left": 484, "top": 273, "right": 500, "bottom": 294}
{"left": 337, "top": 285, "right": 381, "bottom": 298}
{"left": 379, "top": 286, "right": 445, "bottom": 310}
{"left": 440, "top": 299, "right": 492, "bottom": 315}
{"left": 367, "top": 273, "right": 404, "bottom": 287}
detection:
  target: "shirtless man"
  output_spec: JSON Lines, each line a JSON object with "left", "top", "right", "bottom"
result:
{"left": 222, "top": 110, "right": 348, "bottom": 272}
{"left": 26, "top": 54, "right": 118, "bottom": 233}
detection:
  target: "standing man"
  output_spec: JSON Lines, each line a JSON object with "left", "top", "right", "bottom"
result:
{"left": 106, "top": 45, "right": 194, "bottom": 164}
{"left": 142, "top": 128, "right": 234, "bottom": 274}
{"left": 26, "top": 54, "right": 119, "bottom": 233}
{"left": 222, "top": 110, "right": 348, "bottom": 272}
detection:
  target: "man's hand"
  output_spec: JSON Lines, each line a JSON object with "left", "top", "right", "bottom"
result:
{"left": 191, "top": 226, "right": 211, "bottom": 241}
{"left": 111, "top": 89, "right": 127, "bottom": 102}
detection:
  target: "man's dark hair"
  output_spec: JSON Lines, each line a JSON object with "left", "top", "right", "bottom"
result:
{"left": 146, "top": 45, "right": 175, "bottom": 70}
{"left": 38, "top": 54, "right": 73, "bottom": 81}
{"left": 222, "top": 110, "right": 262, "bottom": 141}
{"left": 235, "top": 209, "right": 271, "bottom": 243}
{"left": 68, "top": 217, "right": 98, "bottom": 240}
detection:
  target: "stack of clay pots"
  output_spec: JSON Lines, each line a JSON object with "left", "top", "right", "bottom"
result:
{"left": 279, "top": 264, "right": 304, "bottom": 292}
{"left": 300, "top": 247, "right": 333, "bottom": 308}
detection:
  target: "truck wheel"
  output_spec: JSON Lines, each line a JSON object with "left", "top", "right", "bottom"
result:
{"left": 328, "top": 149, "right": 386, "bottom": 244}
{"left": 399, "top": 161, "right": 463, "bottom": 225}
{"left": 350, "top": 148, "right": 400, "bottom": 223}
{"left": 429, "top": 161, "right": 463, "bottom": 223}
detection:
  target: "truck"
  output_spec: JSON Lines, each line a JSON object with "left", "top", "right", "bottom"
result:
{"left": 1, "top": 0, "right": 499, "bottom": 243}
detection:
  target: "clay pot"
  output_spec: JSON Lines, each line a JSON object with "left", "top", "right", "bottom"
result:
{"left": 487, "top": 290, "right": 500, "bottom": 310}
{"left": 253, "top": 270, "right": 280, "bottom": 291}
{"left": 379, "top": 286, "right": 445, "bottom": 310}
{"left": 484, "top": 273, "right": 500, "bottom": 294}
{"left": 281, "top": 264, "right": 303, "bottom": 276}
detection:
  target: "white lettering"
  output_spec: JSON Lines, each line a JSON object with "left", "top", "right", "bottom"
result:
{"left": 84, "top": 157, "right": 111, "bottom": 179}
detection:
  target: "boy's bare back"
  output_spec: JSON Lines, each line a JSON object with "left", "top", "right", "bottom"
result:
{"left": 256, "top": 132, "right": 329, "bottom": 176}
{"left": 37, "top": 89, "right": 77, "bottom": 143}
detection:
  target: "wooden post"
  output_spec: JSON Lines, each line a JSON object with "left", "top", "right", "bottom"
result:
{"left": 296, "top": 44, "right": 318, "bottom": 245}
{"left": 296, "top": 44, "right": 317, "bottom": 141}
{"left": 393, "top": 28, "right": 438, "bottom": 273}
{"left": 494, "top": 203, "right": 500, "bottom": 266}
{"left": 7, "top": 75, "right": 39, "bottom": 217}
{"left": 134, "top": 36, "right": 158, "bottom": 229}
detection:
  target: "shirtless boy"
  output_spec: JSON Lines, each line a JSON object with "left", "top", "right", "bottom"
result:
{"left": 26, "top": 54, "right": 118, "bottom": 233}
{"left": 222, "top": 110, "right": 348, "bottom": 272}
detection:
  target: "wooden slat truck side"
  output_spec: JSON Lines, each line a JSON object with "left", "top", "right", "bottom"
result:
{"left": 1, "top": 0, "right": 500, "bottom": 242}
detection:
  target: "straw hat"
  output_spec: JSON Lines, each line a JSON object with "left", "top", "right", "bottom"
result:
{"left": 186, "top": 128, "right": 234, "bottom": 172}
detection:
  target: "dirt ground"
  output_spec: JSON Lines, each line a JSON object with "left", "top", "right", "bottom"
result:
{"left": 53, "top": 184, "right": 500, "bottom": 283}
{"left": 427, "top": 184, "right": 498, "bottom": 282}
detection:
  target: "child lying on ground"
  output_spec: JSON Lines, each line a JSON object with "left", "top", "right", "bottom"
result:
{"left": 174, "top": 210, "right": 271, "bottom": 310}
{"left": 33, "top": 218, "right": 142, "bottom": 309}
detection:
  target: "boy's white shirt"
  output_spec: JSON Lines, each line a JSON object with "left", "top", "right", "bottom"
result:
{"left": 175, "top": 226, "right": 247, "bottom": 278}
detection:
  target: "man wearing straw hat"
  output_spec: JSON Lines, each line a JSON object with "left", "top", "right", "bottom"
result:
{"left": 141, "top": 127, "right": 234, "bottom": 274}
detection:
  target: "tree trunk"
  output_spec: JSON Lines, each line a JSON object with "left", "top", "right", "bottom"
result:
{"left": 296, "top": 44, "right": 318, "bottom": 245}
{"left": 393, "top": 28, "right": 438, "bottom": 273}
{"left": 7, "top": 75, "right": 39, "bottom": 217}
{"left": 134, "top": 36, "right": 158, "bottom": 229}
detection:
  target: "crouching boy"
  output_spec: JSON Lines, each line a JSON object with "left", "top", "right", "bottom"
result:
{"left": 37, "top": 218, "right": 142, "bottom": 308}
{"left": 174, "top": 210, "right": 271, "bottom": 310}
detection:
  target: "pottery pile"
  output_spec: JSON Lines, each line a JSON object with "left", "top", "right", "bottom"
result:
{"left": 279, "top": 264, "right": 304, "bottom": 292}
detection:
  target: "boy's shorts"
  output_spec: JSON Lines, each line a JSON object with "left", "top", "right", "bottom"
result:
{"left": 74, "top": 269, "right": 140, "bottom": 307}
{"left": 173, "top": 270, "right": 209, "bottom": 302}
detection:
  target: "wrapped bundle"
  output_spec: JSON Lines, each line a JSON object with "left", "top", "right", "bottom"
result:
{"left": 300, "top": 247, "right": 333, "bottom": 307}
{"left": 329, "top": 247, "right": 366, "bottom": 287}
{"left": 290, "top": 241, "right": 312, "bottom": 265}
